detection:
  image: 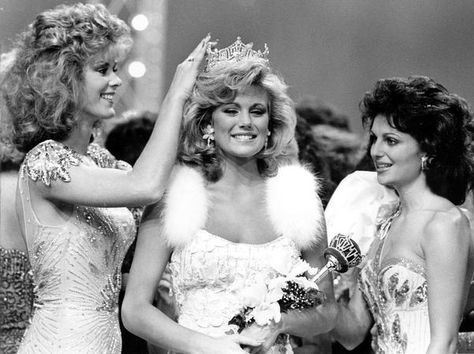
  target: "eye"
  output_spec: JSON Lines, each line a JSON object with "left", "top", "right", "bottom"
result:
{"left": 250, "top": 108, "right": 266, "bottom": 116}
{"left": 223, "top": 108, "right": 238, "bottom": 115}
{"left": 95, "top": 64, "right": 109, "bottom": 75}
{"left": 385, "top": 137, "right": 398, "bottom": 145}
{"left": 112, "top": 63, "right": 119, "bottom": 73}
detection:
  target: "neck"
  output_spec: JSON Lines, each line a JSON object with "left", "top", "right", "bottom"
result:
{"left": 61, "top": 117, "right": 95, "bottom": 155}
{"left": 394, "top": 175, "right": 433, "bottom": 212}
{"left": 218, "top": 156, "right": 264, "bottom": 188}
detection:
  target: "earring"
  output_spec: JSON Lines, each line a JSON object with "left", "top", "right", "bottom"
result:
{"left": 264, "top": 131, "right": 271, "bottom": 150}
{"left": 202, "top": 124, "right": 215, "bottom": 147}
{"left": 421, "top": 155, "right": 432, "bottom": 171}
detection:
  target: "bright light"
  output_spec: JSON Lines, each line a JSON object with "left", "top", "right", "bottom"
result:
{"left": 128, "top": 61, "right": 146, "bottom": 78}
{"left": 131, "top": 14, "right": 149, "bottom": 31}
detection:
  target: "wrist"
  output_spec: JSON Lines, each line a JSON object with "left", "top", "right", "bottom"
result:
{"left": 276, "top": 313, "right": 287, "bottom": 334}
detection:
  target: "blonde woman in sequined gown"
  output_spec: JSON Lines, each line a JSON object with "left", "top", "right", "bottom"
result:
{"left": 122, "top": 38, "right": 338, "bottom": 354}
{"left": 331, "top": 76, "right": 474, "bottom": 354}
{"left": 2, "top": 4, "right": 211, "bottom": 353}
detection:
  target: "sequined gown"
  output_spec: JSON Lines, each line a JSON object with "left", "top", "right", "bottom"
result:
{"left": 0, "top": 247, "right": 34, "bottom": 353}
{"left": 169, "top": 230, "right": 301, "bottom": 354}
{"left": 16, "top": 140, "right": 136, "bottom": 354}
{"left": 359, "top": 207, "right": 429, "bottom": 354}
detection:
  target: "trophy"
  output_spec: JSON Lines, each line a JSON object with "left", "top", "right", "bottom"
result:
{"left": 310, "top": 234, "right": 362, "bottom": 283}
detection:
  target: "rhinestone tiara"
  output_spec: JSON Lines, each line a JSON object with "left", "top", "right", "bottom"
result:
{"left": 205, "top": 36, "right": 269, "bottom": 71}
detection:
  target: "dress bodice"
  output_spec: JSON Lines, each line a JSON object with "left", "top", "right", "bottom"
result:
{"left": 169, "top": 230, "right": 301, "bottom": 353}
{"left": 0, "top": 247, "right": 34, "bottom": 354}
{"left": 359, "top": 207, "right": 429, "bottom": 354}
{"left": 17, "top": 140, "right": 136, "bottom": 354}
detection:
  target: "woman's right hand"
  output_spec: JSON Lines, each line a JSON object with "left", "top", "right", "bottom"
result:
{"left": 167, "top": 34, "right": 213, "bottom": 102}
{"left": 194, "top": 334, "right": 263, "bottom": 354}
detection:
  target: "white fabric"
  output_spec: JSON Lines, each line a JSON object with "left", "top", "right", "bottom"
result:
{"left": 163, "top": 163, "right": 324, "bottom": 250}
{"left": 325, "top": 171, "right": 398, "bottom": 255}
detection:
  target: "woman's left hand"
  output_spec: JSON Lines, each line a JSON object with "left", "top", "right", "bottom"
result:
{"left": 239, "top": 321, "right": 282, "bottom": 353}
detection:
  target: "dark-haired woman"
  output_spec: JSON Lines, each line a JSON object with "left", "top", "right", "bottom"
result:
{"left": 332, "top": 76, "right": 474, "bottom": 354}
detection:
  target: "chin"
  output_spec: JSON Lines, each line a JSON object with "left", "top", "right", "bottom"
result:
{"left": 376, "top": 174, "right": 392, "bottom": 186}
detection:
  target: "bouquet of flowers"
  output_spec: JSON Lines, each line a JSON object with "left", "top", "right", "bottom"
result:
{"left": 229, "top": 258, "right": 326, "bottom": 332}
{"left": 229, "top": 234, "right": 362, "bottom": 332}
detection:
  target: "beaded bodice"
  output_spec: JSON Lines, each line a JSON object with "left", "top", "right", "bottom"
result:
{"left": 359, "top": 207, "right": 429, "bottom": 354}
{"left": 0, "top": 247, "right": 34, "bottom": 354}
{"left": 16, "top": 140, "right": 136, "bottom": 354}
{"left": 169, "top": 230, "right": 301, "bottom": 353}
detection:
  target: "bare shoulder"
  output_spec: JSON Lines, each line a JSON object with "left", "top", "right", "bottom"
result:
{"left": 422, "top": 206, "right": 471, "bottom": 248}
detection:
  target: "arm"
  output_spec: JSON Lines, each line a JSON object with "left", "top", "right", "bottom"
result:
{"left": 330, "top": 283, "right": 373, "bottom": 350}
{"left": 424, "top": 210, "right": 472, "bottom": 354}
{"left": 121, "top": 202, "right": 261, "bottom": 354}
{"left": 31, "top": 36, "right": 210, "bottom": 208}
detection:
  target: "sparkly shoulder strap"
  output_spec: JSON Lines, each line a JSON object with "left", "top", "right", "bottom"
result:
{"left": 22, "top": 140, "right": 82, "bottom": 187}
{"left": 86, "top": 143, "right": 132, "bottom": 171}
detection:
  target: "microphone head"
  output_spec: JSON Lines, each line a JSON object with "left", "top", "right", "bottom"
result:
{"left": 324, "top": 234, "right": 362, "bottom": 273}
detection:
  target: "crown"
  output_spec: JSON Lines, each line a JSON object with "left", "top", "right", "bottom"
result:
{"left": 205, "top": 36, "right": 269, "bottom": 71}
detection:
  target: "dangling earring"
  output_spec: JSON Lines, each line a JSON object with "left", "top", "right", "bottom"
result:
{"left": 264, "top": 131, "right": 271, "bottom": 150}
{"left": 421, "top": 155, "right": 432, "bottom": 171}
{"left": 202, "top": 124, "right": 215, "bottom": 147}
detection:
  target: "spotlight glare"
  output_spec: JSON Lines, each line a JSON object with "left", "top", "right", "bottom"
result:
{"left": 131, "top": 14, "right": 149, "bottom": 31}
{"left": 128, "top": 61, "right": 146, "bottom": 78}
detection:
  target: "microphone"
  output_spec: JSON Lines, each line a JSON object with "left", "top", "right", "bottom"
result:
{"left": 310, "top": 234, "right": 362, "bottom": 283}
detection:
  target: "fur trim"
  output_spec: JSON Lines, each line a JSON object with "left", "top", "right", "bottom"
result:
{"left": 266, "top": 164, "right": 324, "bottom": 250}
{"left": 163, "top": 164, "right": 324, "bottom": 250}
{"left": 162, "top": 165, "right": 209, "bottom": 248}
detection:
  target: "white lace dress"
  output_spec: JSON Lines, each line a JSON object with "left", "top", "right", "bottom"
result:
{"left": 169, "top": 230, "right": 301, "bottom": 353}
{"left": 162, "top": 164, "right": 325, "bottom": 354}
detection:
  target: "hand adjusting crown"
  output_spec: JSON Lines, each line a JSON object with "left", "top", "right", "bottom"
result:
{"left": 205, "top": 36, "right": 269, "bottom": 71}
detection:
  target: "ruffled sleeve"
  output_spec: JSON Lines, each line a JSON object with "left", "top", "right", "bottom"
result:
{"left": 325, "top": 171, "right": 398, "bottom": 255}
{"left": 23, "top": 140, "right": 82, "bottom": 187}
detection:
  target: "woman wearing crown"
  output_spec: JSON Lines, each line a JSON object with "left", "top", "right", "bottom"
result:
{"left": 122, "top": 37, "right": 337, "bottom": 353}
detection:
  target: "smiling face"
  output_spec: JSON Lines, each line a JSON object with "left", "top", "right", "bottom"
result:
{"left": 211, "top": 85, "right": 270, "bottom": 163}
{"left": 79, "top": 50, "right": 122, "bottom": 122}
{"left": 370, "top": 115, "right": 424, "bottom": 189}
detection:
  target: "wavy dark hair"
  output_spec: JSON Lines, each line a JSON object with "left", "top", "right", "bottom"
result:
{"left": 179, "top": 58, "right": 297, "bottom": 181}
{"left": 360, "top": 75, "right": 474, "bottom": 205}
{"left": 2, "top": 3, "right": 132, "bottom": 153}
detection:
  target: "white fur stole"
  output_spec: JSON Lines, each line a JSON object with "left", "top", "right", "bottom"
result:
{"left": 162, "top": 164, "right": 325, "bottom": 250}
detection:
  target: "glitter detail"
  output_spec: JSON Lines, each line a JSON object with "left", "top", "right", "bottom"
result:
{"left": 358, "top": 206, "right": 430, "bottom": 353}
{"left": 16, "top": 141, "right": 136, "bottom": 353}
{"left": 0, "top": 247, "right": 34, "bottom": 354}
{"left": 23, "top": 140, "right": 82, "bottom": 187}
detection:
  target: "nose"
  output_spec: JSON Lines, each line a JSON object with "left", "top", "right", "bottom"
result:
{"left": 238, "top": 111, "right": 252, "bottom": 128}
{"left": 370, "top": 137, "right": 383, "bottom": 159}
{"left": 109, "top": 71, "right": 122, "bottom": 88}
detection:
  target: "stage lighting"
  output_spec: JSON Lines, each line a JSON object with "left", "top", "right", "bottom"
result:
{"left": 128, "top": 61, "right": 146, "bottom": 78}
{"left": 131, "top": 14, "right": 149, "bottom": 31}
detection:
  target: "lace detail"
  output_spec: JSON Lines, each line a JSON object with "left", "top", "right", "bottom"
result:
{"left": 169, "top": 230, "right": 301, "bottom": 353}
{"left": 23, "top": 140, "right": 82, "bottom": 186}
{"left": 359, "top": 208, "right": 429, "bottom": 354}
{"left": 0, "top": 247, "right": 34, "bottom": 354}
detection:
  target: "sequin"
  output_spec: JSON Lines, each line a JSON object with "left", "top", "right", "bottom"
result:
{"left": 17, "top": 141, "right": 136, "bottom": 354}
{"left": 0, "top": 247, "right": 34, "bottom": 354}
{"left": 23, "top": 140, "right": 82, "bottom": 186}
{"left": 359, "top": 206, "right": 430, "bottom": 354}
